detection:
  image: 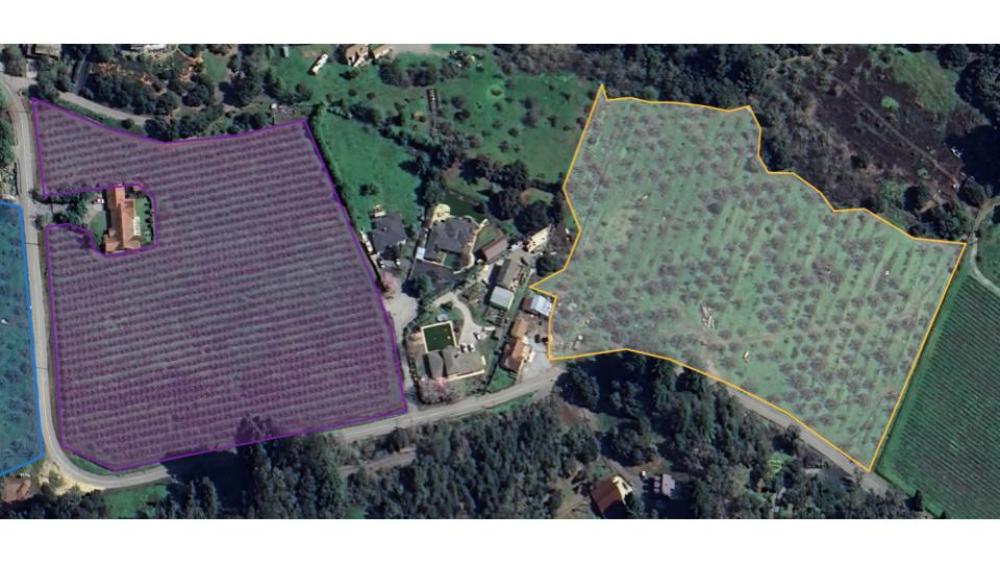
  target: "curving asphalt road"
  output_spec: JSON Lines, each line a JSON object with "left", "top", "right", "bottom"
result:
{"left": 2, "top": 75, "right": 169, "bottom": 488}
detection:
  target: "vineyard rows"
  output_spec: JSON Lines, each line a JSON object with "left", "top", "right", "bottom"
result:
{"left": 878, "top": 268, "right": 1000, "bottom": 517}
{"left": 33, "top": 100, "right": 404, "bottom": 471}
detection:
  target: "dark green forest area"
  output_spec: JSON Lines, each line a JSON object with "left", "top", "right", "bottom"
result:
{"left": 1, "top": 354, "right": 921, "bottom": 519}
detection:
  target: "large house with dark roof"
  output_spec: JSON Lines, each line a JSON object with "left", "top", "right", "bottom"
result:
{"left": 422, "top": 216, "right": 477, "bottom": 270}
{"left": 370, "top": 212, "right": 406, "bottom": 255}
{"left": 423, "top": 345, "right": 485, "bottom": 380}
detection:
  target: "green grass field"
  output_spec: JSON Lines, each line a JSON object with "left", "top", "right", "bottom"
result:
{"left": 103, "top": 483, "right": 168, "bottom": 518}
{"left": 485, "top": 368, "right": 517, "bottom": 393}
{"left": 267, "top": 45, "right": 591, "bottom": 185}
{"left": 870, "top": 46, "right": 961, "bottom": 117}
{"left": 0, "top": 204, "right": 40, "bottom": 475}
{"left": 536, "top": 92, "right": 964, "bottom": 464}
{"left": 310, "top": 112, "right": 422, "bottom": 232}
{"left": 878, "top": 264, "right": 1000, "bottom": 517}
{"left": 201, "top": 52, "right": 229, "bottom": 85}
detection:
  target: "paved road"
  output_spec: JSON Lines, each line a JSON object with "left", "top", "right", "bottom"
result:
{"left": 330, "top": 366, "right": 561, "bottom": 443}
{"left": 729, "top": 388, "right": 889, "bottom": 493}
{"left": 2, "top": 75, "right": 168, "bottom": 489}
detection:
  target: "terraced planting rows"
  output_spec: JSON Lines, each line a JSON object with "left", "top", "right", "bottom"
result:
{"left": 878, "top": 266, "right": 1000, "bottom": 517}
{"left": 33, "top": 100, "right": 404, "bottom": 471}
{"left": 0, "top": 203, "right": 41, "bottom": 476}
{"left": 536, "top": 90, "right": 964, "bottom": 465}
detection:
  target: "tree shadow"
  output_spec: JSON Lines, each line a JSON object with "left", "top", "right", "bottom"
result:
{"left": 949, "top": 125, "right": 1000, "bottom": 195}
{"left": 162, "top": 450, "right": 249, "bottom": 511}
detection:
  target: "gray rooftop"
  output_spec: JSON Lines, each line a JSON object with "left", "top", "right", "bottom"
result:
{"left": 371, "top": 213, "right": 406, "bottom": 254}
{"left": 489, "top": 286, "right": 515, "bottom": 310}
{"left": 425, "top": 217, "right": 476, "bottom": 262}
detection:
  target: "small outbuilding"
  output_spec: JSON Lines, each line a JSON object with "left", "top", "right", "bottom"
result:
{"left": 508, "top": 313, "right": 529, "bottom": 339}
{"left": 651, "top": 473, "right": 677, "bottom": 498}
{"left": 343, "top": 44, "right": 369, "bottom": 67}
{"left": 489, "top": 286, "right": 515, "bottom": 310}
{"left": 28, "top": 44, "right": 61, "bottom": 59}
{"left": 477, "top": 236, "right": 508, "bottom": 264}
{"left": 522, "top": 293, "right": 553, "bottom": 318}
{"left": 371, "top": 44, "right": 394, "bottom": 62}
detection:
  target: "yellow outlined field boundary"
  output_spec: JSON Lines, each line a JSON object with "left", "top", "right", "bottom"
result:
{"left": 528, "top": 84, "right": 967, "bottom": 472}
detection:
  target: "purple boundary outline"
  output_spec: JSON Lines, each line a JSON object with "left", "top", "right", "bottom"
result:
{"left": 31, "top": 98, "right": 408, "bottom": 472}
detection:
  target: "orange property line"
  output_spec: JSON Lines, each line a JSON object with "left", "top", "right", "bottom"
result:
{"left": 528, "top": 84, "right": 968, "bottom": 472}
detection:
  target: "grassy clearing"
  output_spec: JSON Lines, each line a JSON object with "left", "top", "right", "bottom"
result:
{"left": 201, "top": 52, "right": 229, "bottom": 85}
{"left": 871, "top": 47, "right": 960, "bottom": 116}
{"left": 134, "top": 192, "right": 154, "bottom": 244}
{"left": 976, "top": 222, "right": 1000, "bottom": 285}
{"left": 877, "top": 264, "right": 1000, "bottom": 517}
{"left": 89, "top": 209, "right": 107, "bottom": 244}
{"left": 68, "top": 453, "right": 113, "bottom": 476}
{"left": 0, "top": 204, "right": 40, "bottom": 475}
{"left": 310, "top": 112, "right": 422, "bottom": 232}
{"left": 103, "top": 483, "right": 168, "bottom": 518}
{"left": 485, "top": 368, "right": 516, "bottom": 393}
{"left": 267, "top": 46, "right": 591, "bottom": 182}
{"left": 537, "top": 95, "right": 963, "bottom": 464}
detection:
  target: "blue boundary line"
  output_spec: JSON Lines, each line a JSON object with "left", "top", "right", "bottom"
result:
{"left": 0, "top": 199, "right": 45, "bottom": 478}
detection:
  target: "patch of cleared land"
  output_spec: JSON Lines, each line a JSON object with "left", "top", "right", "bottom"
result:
{"left": 535, "top": 89, "right": 964, "bottom": 465}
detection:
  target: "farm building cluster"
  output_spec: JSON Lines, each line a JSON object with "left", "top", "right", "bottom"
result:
{"left": 359, "top": 193, "right": 557, "bottom": 401}
{"left": 308, "top": 44, "right": 395, "bottom": 75}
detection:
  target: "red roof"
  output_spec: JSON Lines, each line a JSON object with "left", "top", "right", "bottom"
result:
{"left": 501, "top": 339, "right": 528, "bottom": 373}
{"left": 591, "top": 478, "right": 627, "bottom": 516}
{"left": 102, "top": 186, "right": 141, "bottom": 253}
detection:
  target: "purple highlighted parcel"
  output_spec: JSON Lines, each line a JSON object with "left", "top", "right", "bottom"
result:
{"left": 32, "top": 100, "right": 405, "bottom": 471}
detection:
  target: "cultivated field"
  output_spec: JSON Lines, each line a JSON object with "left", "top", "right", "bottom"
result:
{"left": 34, "top": 100, "right": 405, "bottom": 471}
{"left": 0, "top": 203, "right": 41, "bottom": 476}
{"left": 878, "top": 265, "right": 1000, "bottom": 517}
{"left": 535, "top": 89, "right": 964, "bottom": 465}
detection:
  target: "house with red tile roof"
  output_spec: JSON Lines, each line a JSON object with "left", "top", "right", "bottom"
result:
{"left": 101, "top": 186, "right": 142, "bottom": 253}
